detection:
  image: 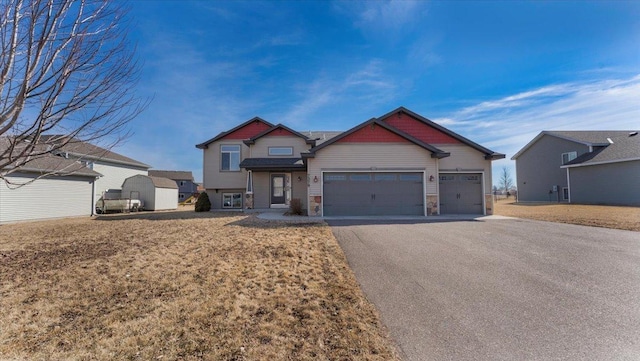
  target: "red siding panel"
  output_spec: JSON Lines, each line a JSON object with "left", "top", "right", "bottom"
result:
{"left": 221, "top": 121, "right": 272, "bottom": 140}
{"left": 382, "top": 113, "right": 460, "bottom": 144}
{"left": 338, "top": 124, "right": 410, "bottom": 143}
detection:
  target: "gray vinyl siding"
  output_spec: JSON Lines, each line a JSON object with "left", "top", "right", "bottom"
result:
{"left": 291, "top": 171, "right": 307, "bottom": 211}
{"left": 250, "top": 136, "right": 311, "bottom": 157}
{"left": 515, "top": 135, "right": 590, "bottom": 202}
{"left": 568, "top": 160, "right": 640, "bottom": 205}
{"left": 253, "top": 172, "right": 270, "bottom": 209}
{"left": 202, "top": 141, "right": 249, "bottom": 189}
{"left": 0, "top": 173, "right": 93, "bottom": 223}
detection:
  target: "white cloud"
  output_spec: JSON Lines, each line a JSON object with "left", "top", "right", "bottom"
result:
{"left": 438, "top": 74, "right": 640, "bottom": 185}
{"left": 335, "top": 0, "right": 429, "bottom": 37}
{"left": 280, "top": 59, "right": 397, "bottom": 125}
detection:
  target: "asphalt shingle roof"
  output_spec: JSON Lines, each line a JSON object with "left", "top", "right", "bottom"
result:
{"left": 148, "top": 170, "right": 194, "bottom": 181}
{"left": 239, "top": 158, "right": 305, "bottom": 170}
{"left": 40, "top": 135, "right": 150, "bottom": 169}
{"left": 564, "top": 132, "right": 640, "bottom": 167}
{"left": 148, "top": 176, "right": 179, "bottom": 189}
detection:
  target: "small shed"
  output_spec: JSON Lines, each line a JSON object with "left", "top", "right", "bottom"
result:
{"left": 121, "top": 175, "right": 178, "bottom": 211}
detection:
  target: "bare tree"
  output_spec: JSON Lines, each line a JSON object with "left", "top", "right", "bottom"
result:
{"left": 0, "top": 0, "right": 146, "bottom": 186}
{"left": 500, "top": 166, "right": 513, "bottom": 194}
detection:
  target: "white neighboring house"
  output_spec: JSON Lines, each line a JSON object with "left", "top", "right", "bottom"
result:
{"left": 121, "top": 175, "right": 178, "bottom": 211}
{"left": 0, "top": 153, "right": 101, "bottom": 223}
{"left": 1, "top": 136, "right": 150, "bottom": 223}
{"left": 42, "top": 135, "right": 150, "bottom": 201}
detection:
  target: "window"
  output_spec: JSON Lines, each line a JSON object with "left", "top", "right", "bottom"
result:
{"left": 400, "top": 174, "right": 422, "bottom": 182}
{"left": 563, "top": 187, "right": 569, "bottom": 200}
{"left": 374, "top": 174, "right": 397, "bottom": 181}
{"left": 222, "top": 193, "right": 242, "bottom": 208}
{"left": 221, "top": 145, "right": 241, "bottom": 171}
{"left": 179, "top": 181, "right": 185, "bottom": 186}
{"left": 561, "top": 151, "right": 577, "bottom": 165}
{"left": 268, "top": 147, "right": 293, "bottom": 156}
{"left": 179, "top": 193, "right": 185, "bottom": 200}
{"left": 324, "top": 174, "right": 347, "bottom": 181}
{"left": 350, "top": 174, "right": 371, "bottom": 181}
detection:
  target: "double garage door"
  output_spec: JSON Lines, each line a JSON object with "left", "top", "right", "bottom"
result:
{"left": 323, "top": 172, "right": 424, "bottom": 216}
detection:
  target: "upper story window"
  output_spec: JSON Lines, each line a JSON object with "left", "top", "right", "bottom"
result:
{"left": 221, "top": 145, "right": 241, "bottom": 171}
{"left": 561, "top": 151, "right": 577, "bottom": 165}
{"left": 179, "top": 181, "right": 185, "bottom": 186}
{"left": 268, "top": 146, "right": 293, "bottom": 156}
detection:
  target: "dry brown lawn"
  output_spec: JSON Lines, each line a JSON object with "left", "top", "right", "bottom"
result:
{"left": 494, "top": 200, "right": 640, "bottom": 232}
{"left": 0, "top": 212, "right": 399, "bottom": 360}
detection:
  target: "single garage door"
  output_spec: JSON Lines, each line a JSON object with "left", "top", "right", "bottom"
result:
{"left": 439, "top": 173, "right": 483, "bottom": 214}
{"left": 323, "top": 172, "right": 424, "bottom": 216}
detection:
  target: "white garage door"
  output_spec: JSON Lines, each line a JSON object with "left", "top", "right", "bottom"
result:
{"left": 323, "top": 172, "right": 424, "bottom": 216}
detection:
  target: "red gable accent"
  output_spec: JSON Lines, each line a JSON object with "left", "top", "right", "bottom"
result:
{"left": 382, "top": 112, "right": 460, "bottom": 144}
{"left": 221, "top": 121, "right": 271, "bottom": 140}
{"left": 264, "top": 127, "right": 298, "bottom": 137}
{"left": 338, "top": 123, "right": 410, "bottom": 143}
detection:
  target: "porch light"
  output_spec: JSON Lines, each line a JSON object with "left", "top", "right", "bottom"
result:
{"left": 429, "top": 175, "right": 435, "bottom": 182}
{"left": 313, "top": 176, "right": 318, "bottom": 183}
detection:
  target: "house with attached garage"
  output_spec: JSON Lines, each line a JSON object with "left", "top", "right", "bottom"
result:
{"left": 512, "top": 130, "right": 640, "bottom": 205}
{"left": 0, "top": 136, "right": 150, "bottom": 223}
{"left": 197, "top": 107, "right": 504, "bottom": 217}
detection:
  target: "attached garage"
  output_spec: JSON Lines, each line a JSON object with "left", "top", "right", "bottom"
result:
{"left": 438, "top": 173, "right": 484, "bottom": 214}
{"left": 323, "top": 172, "right": 424, "bottom": 216}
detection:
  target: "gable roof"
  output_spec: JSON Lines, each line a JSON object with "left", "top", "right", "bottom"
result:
{"left": 148, "top": 175, "right": 179, "bottom": 189}
{"left": 561, "top": 132, "right": 640, "bottom": 168}
{"left": 196, "top": 117, "right": 274, "bottom": 149}
{"left": 301, "top": 131, "right": 342, "bottom": 145}
{"left": 148, "top": 170, "right": 194, "bottom": 181}
{"left": 36, "top": 135, "right": 150, "bottom": 169}
{"left": 5, "top": 153, "right": 102, "bottom": 178}
{"left": 302, "top": 118, "right": 450, "bottom": 159}
{"left": 511, "top": 130, "right": 636, "bottom": 160}
{"left": 379, "top": 107, "right": 505, "bottom": 160}
{"left": 243, "top": 123, "right": 316, "bottom": 146}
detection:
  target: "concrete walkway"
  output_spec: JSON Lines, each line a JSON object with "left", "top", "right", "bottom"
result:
{"left": 255, "top": 210, "right": 515, "bottom": 223}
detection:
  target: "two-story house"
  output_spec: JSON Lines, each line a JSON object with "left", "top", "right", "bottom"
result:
{"left": 512, "top": 130, "right": 640, "bottom": 205}
{"left": 196, "top": 107, "right": 505, "bottom": 217}
{"left": 1, "top": 136, "right": 149, "bottom": 223}
{"left": 148, "top": 170, "right": 198, "bottom": 201}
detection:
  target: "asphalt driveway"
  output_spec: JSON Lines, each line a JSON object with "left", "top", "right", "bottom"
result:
{"left": 328, "top": 218, "right": 640, "bottom": 361}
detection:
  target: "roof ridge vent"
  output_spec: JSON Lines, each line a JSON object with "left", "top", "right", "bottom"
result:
{"left": 630, "top": 131, "right": 638, "bottom": 137}
{"left": 607, "top": 138, "right": 614, "bottom": 144}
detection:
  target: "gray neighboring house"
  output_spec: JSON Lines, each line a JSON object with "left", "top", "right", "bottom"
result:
{"left": 512, "top": 131, "right": 640, "bottom": 205}
{"left": 148, "top": 170, "right": 198, "bottom": 201}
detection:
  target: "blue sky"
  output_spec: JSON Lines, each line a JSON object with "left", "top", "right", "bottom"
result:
{"left": 119, "top": 1, "right": 640, "bottom": 184}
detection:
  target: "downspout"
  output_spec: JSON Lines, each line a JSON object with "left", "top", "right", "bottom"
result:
{"left": 566, "top": 167, "right": 571, "bottom": 203}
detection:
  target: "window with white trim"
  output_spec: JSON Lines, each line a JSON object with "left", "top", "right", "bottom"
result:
{"left": 561, "top": 151, "right": 577, "bottom": 165}
{"left": 221, "top": 145, "right": 241, "bottom": 171}
{"left": 268, "top": 147, "right": 293, "bottom": 156}
{"left": 222, "top": 193, "right": 242, "bottom": 208}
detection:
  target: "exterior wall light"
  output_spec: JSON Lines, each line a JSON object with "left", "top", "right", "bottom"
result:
{"left": 313, "top": 176, "right": 319, "bottom": 183}
{"left": 429, "top": 175, "right": 435, "bottom": 182}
